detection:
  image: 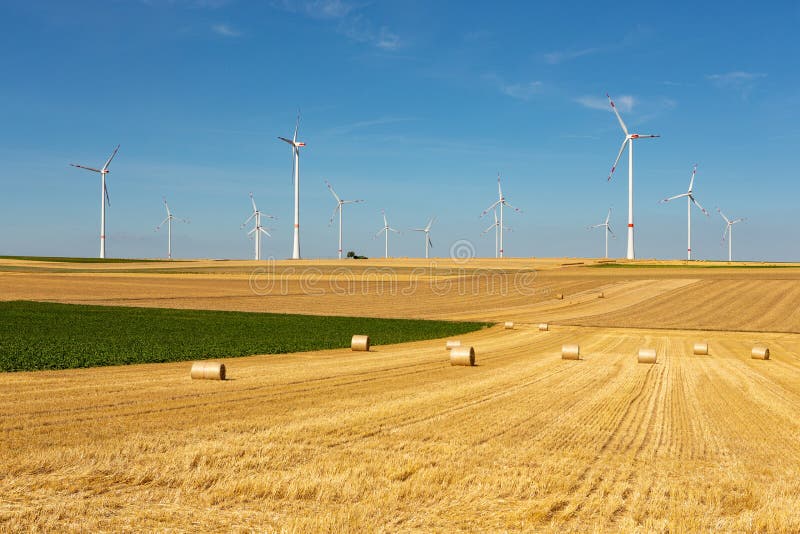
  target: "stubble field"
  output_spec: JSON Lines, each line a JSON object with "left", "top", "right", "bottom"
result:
{"left": 1, "top": 257, "right": 799, "bottom": 531}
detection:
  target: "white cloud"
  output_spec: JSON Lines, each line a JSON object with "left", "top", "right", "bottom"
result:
{"left": 211, "top": 23, "right": 241, "bottom": 37}
{"left": 576, "top": 95, "right": 634, "bottom": 112}
{"left": 707, "top": 71, "right": 766, "bottom": 85}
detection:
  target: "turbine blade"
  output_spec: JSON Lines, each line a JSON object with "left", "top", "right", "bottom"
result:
{"left": 716, "top": 207, "right": 731, "bottom": 224}
{"left": 248, "top": 227, "right": 257, "bottom": 236}
{"left": 325, "top": 180, "right": 341, "bottom": 202}
{"left": 605, "top": 208, "right": 611, "bottom": 224}
{"left": 660, "top": 193, "right": 688, "bottom": 204}
{"left": 390, "top": 228, "right": 400, "bottom": 234}
{"left": 293, "top": 113, "right": 299, "bottom": 143}
{"left": 102, "top": 144, "right": 120, "bottom": 171}
{"left": 104, "top": 183, "right": 111, "bottom": 207}
{"left": 721, "top": 225, "right": 730, "bottom": 243}
{"left": 503, "top": 200, "right": 522, "bottom": 213}
{"left": 634, "top": 134, "right": 660, "bottom": 138}
{"left": 70, "top": 164, "right": 102, "bottom": 173}
{"left": 374, "top": 228, "right": 386, "bottom": 238}
{"left": 732, "top": 217, "right": 746, "bottom": 224}
{"left": 329, "top": 204, "right": 340, "bottom": 226}
{"left": 242, "top": 213, "right": 256, "bottom": 227}
{"left": 428, "top": 235, "right": 433, "bottom": 248}
{"left": 278, "top": 136, "right": 294, "bottom": 145}
{"left": 688, "top": 164, "right": 698, "bottom": 192}
{"left": 690, "top": 195, "right": 709, "bottom": 215}
{"left": 607, "top": 93, "right": 629, "bottom": 136}
{"left": 608, "top": 225, "right": 615, "bottom": 237}
{"left": 382, "top": 210, "right": 388, "bottom": 227}
{"left": 259, "top": 228, "right": 272, "bottom": 238}
{"left": 497, "top": 173, "right": 503, "bottom": 200}
{"left": 249, "top": 192, "right": 258, "bottom": 212}
{"left": 608, "top": 138, "right": 628, "bottom": 181}
{"left": 480, "top": 200, "right": 501, "bottom": 218}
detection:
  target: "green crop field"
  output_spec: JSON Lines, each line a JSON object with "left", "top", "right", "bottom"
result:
{"left": 0, "top": 301, "right": 489, "bottom": 372}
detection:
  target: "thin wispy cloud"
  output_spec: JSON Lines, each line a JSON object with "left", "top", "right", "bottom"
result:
{"left": 273, "top": 0, "right": 401, "bottom": 50}
{"left": 211, "top": 23, "right": 241, "bottom": 37}
{"left": 543, "top": 47, "right": 600, "bottom": 65}
{"left": 325, "top": 117, "right": 418, "bottom": 136}
{"left": 576, "top": 95, "right": 635, "bottom": 112}
{"left": 484, "top": 74, "right": 543, "bottom": 101}
{"left": 707, "top": 71, "right": 766, "bottom": 99}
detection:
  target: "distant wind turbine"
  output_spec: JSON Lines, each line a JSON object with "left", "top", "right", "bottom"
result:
{"left": 241, "top": 192, "right": 275, "bottom": 261}
{"left": 278, "top": 113, "right": 305, "bottom": 259}
{"left": 659, "top": 164, "right": 709, "bottom": 260}
{"left": 606, "top": 93, "right": 660, "bottom": 260}
{"left": 480, "top": 173, "right": 521, "bottom": 258}
{"left": 374, "top": 209, "right": 400, "bottom": 259}
{"left": 482, "top": 209, "right": 512, "bottom": 258}
{"left": 717, "top": 207, "right": 746, "bottom": 262}
{"left": 325, "top": 180, "right": 363, "bottom": 259}
{"left": 410, "top": 217, "right": 436, "bottom": 259}
{"left": 588, "top": 208, "right": 615, "bottom": 259}
{"left": 155, "top": 198, "right": 188, "bottom": 260}
{"left": 70, "top": 144, "right": 120, "bottom": 258}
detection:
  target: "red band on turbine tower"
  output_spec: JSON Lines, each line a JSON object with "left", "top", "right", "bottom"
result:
{"left": 627, "top": 224, "right": 634, "bottom": 228}
{"left": 294, "top": 224, "right": 299, "bottom": 228}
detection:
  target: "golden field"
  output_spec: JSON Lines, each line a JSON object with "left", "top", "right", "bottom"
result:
{"left": 1, "top": 257, "right": 800, "bottom": 532}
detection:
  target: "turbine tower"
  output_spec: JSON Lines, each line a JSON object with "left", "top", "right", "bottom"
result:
{"left": 482, "top": 209, "right": 512, "bottom": 259}
{"left": 659, "top": 164, "right": 709, "bottom": 260}
{"left": 278, "top": 114, "right": 305, "bottom": 259}
{"left": 717, "top": 207, "right": 746, "bottom": 262}
{"left": 70, "top": 144, "right": 120, "bottom": 258}
{"left": 374, "top": 209, "right": 399, "bottom": 259}
{"left": 325, "top": 180, "right": 363, "bottom": 260}
{"left": 588, "top": 208, "right": 615, "bottom": 259}
{"left": 410, "top": 217, "right": 435, "bottom": 259}
{"left": 241, "top": 192, "right": 275, "bottom": 261}
{"left": 606, "top": 94, "right": 660, "bottom": 260}
{"left": 480, "top": 173, "right": 521, "bottom": 258}
{"left": 155, "top": 198, "right": 188, "bottom": 260}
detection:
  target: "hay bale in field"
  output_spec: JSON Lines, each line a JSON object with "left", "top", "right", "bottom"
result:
{"left": 450, "top": 346, "right": 475, "bottom": 366}
{"left": 504, "top": 321, "right": 514, "bottom": 329}
{"left": 693, "top": 342, "right": 709, "bottom": 355}
{"left": 446, "top": 340, "right": 461, "bottom": 350}
{"left": 751, "top": 345, "right": 770, "bottom": 360}
{"left": 638, "top": 348, "right": 657, "bottom": 364}
{"left": 538, "top": 323, "right": 549, "bottom": 332}
{"left": 555, "top": 293, "right": 564, "bottom": 300}
{"left": 190, "top": 362, "right": 226, "bottom": 380}
{"left": 561, "top": 344, "right": 580, "bottom": 360}
{"left": 351, "top": 335, "right": 370, "bottom": 351}
{"left": 598, "top": 291, "right": 605, "bottom": 298}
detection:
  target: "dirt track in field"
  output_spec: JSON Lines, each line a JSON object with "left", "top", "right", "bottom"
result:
{"left": 1, "top": 258, "right": 800, "bottom": 531}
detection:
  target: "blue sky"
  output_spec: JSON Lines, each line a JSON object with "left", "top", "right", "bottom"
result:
{"left": 1, "top": 0, "right": 798, "bottom": 261}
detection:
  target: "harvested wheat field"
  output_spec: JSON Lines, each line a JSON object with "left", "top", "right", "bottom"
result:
{"left": 2, "top": 257, "right": 800, "bottom": 531}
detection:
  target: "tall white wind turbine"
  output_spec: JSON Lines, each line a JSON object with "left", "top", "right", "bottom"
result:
{"left": 70, "top": 144, "right": 120, "bottom": 258}
{"left": 278, "top": 114, "right": 305, "bottom": 259}
{"left": 588, "top": 208, "right": 615, "bottom": 258}
{"left": 480, "top": 173, "right": 521, "bottom": 258}
{"left": 410, "top": 217, "right": 436, "bottom": 259}
{"left": 325, "top": 180, "right": 363, "bottom": 259}
{"left": 659, "top": 164, "right": 709, "bottom": 260}
{"left": 717, "top": 207, "right": 746, "bottom": 262}
{"left": 155, "top": 198, "right": 188, "bottom": 260}
{"left": 606, "top": 94, "right": 659, "bottom": 260}
{"left": 374, "top": 209, "right": 399, "bottom": 259}
{"left": 241, "top": 192, "right": 275, "bottom": 261}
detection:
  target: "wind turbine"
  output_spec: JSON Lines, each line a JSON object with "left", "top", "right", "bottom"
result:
{"left": 155, "top": 198, "right": 188, "bottom": 260}
{"left": 70, "top": 144, "right": 120, "bottom": 258}
{"left": 241, "top": 192, "right": 275, "bottom": 261}
{"left": 410, "top": 217, "right": 435, "bottom": 259}
{"left": 480, "top": 173, "right": 521, "bottom": 258}
{"left": 717, "top": 207, "right": 746, "bottom": 262}
{"left": 325, "top": 180, "right": 363, "bottom": 260}
{"left": 481, "top": 209, "right": 512, "bottom": 258}
{"left": 278, "top": 113, "right": 305, "bottom": 259}
{"left": 588, "top": 208, "right": 615, "bottom": 258}
{"left": 606, "top": 93, "right": 660, "bottom": 260}
{"left": 374, "top": 209, "right": 400, "bottom": 259}
{"left": 659, "top": 164, "right": 709, "bottom": 260}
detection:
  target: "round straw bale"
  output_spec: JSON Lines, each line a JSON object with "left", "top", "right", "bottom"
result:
{"left": 538, "top": 323, "right": 549, "bottom": 332}
{"left": 561, "top": 344, "right": 580, "bottom": 360}
{"left": 445, "top": 340, "right": 461, "bottom": 350}
{"left": 751, "top": 345, "right": 770, "bottom": 360}
{"left": 692, "top": 342, "right": 709, "bottom": 355}
{"left": 351, "top": 335, "right": 370, "bottom": 351}
{"left": 450, "top": 346, "right": 475, "bottom": 366}
{"left": 504, "top": 321, "right": 514, "bottom": 329}
{"left": 638, "top": 348, "right": 657, "bottom": 364}
{"left": 598, "top": 291, "right": 605, "bottom": 298}
{"left": 555, "top": 293, "right": 564, "bottom": 300}
{"left": 190, "top": 362, "right": 226, "bottom": 380}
